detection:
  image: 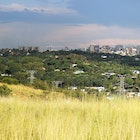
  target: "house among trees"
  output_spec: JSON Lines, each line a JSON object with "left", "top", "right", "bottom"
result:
{"left": 68, "top": 86, "right": 77, "bottom": 90}
{"left": 73, "top": 70, "right": 85, "bottom": 75}
{"left": 1, "top": 70, "right": 12, "bottom": 77}
{"left": 53, "top": 81, "right": 64, "bottom": 88}
{"left": 71, "top": 63, "right": 77, "bottom": 68}
{"left": 131, "top": 70, "right": 140, "bottom": 75}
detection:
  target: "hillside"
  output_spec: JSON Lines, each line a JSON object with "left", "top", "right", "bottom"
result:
{"left": 0, "top": 48, "right": 140, "bottom": 95}
{"left": 0, "top": 83, "right": 67, "bottom": 100}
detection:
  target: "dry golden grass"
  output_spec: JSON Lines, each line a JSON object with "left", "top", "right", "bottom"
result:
{"left": 0, "top": 83, "right": 140, "bottom": 139}
{"left": 0, "top": 83, "right": 66, "bottom": 99}
{"left": 10, "top": 84, "right": 44, "bottom": 98}
{"left": 0, "top": 97, "right": 140, "bottom": 140}
{"left": 0, "top": 83, "right": 44, "bottom": 98}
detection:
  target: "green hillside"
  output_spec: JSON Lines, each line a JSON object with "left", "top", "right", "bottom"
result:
{"left": 0, "top": 48, "right": 140, "bottom": 95}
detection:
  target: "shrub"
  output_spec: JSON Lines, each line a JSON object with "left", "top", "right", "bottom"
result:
{"left": 0, "top": 85, "right": 12, "bottom": 96}
{"left": 33, "top": 80, "right": 47, "bottom": 90}
{"left": 2, "top": 77, "right": 19, "bottom": 85}
{"left": 62, "top": 89, "right": 85, "bottom": 100}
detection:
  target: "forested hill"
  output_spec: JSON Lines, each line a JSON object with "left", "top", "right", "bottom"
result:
{"left": 0, "top": 48, "right": 140, "bottom": 92}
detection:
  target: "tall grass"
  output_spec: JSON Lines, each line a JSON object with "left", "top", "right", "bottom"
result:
{"left": 0, "top": 97, "right": 140, "bottom": 140}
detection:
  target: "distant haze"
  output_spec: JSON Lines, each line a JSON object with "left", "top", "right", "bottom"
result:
{"left": 1, "top": 1, "right": 140, "bottom": 49}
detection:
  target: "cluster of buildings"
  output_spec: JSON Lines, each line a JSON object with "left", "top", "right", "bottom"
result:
{"left": 0, "top": 44, "right": 140, "bottom": 57}
{"left": 18, "top": 46, "right": 39, "bottom": 52}
{"left": 80, "top": 44, "right": 140, "bottom": 56}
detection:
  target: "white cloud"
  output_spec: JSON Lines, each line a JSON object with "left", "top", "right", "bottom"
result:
{"left": 0, "top": 4, "right": 25, "bottom": 12}
{"left": 47, "top": 24, "right": 140, "bottom": 46}
{"left": 1, "top": 22, "right": 140, "bottom": 49}
{"left": 0, "top": 3, "right": 77, "bottom": 15}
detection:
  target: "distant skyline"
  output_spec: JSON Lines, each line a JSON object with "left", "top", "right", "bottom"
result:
{"left": 1, "top": 0, "right": 140, "bottom": 49}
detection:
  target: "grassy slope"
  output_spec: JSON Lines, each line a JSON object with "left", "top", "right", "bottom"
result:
{"left": 0, "top": 98, "right": 140, "bottom": 139}
{"left": 0, "top": 83, "right": 66, "bottom": 100}
{"left": 0, "top": 83, "right": 44, "bottom": 98}
{"left": 0, "top": 83, "right": 140, "bottom": 139}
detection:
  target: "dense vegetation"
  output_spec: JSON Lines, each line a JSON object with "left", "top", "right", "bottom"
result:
{"left": 0, "top": 48, "right": 140, "bottom": 94}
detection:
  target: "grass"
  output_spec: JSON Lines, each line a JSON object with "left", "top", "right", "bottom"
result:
{"left": 0, "top": 83, "right": 44, "bottom": 98}
{"left": 0, "top": 97, "right": 140, "bottom": 139}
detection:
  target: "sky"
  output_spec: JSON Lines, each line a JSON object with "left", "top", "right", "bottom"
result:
{"left": 1, "top": 0, "right": 140, "bottom": 49}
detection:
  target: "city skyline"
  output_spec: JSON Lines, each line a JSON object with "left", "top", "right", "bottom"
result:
{"left": 1, "top": 0, "right": 140, "bottom": 49}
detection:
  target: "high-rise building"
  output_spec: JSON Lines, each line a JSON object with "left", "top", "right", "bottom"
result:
{"left": 87, "top": 44, "right": 100, "bottom": 53}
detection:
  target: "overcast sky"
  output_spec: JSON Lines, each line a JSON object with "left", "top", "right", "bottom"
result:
{"left": 1, "top": 0, "right": 140, "bottom": 49}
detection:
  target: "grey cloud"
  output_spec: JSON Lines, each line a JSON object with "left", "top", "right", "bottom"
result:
{"left": 1, "top": 23, "right": 140, "bottom": 49}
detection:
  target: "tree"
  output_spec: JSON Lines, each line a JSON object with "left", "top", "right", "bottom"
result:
{"left": 125, "top": 77, "right": 134, "bottom": 88}
{"left": 33, "top": 79, "right": 47, "bottom": 90}
{"left": 14, "top": 72, "right": 28, "bottom": 84}
{"left": 0, "top": 85, "right": 12, "bottom": 96}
